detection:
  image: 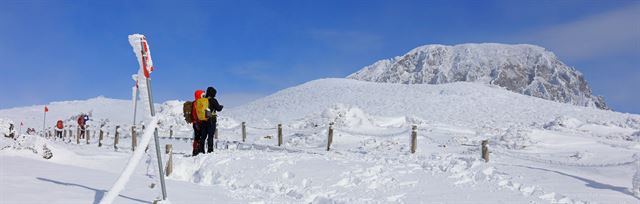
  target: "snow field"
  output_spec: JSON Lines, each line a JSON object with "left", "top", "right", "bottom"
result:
{"left": 2, "top": 78, "right": 639, "bottom": 203}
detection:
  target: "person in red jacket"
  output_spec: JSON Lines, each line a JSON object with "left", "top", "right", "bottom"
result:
{"left": 77, "top": 115, "right": 86, "bottom": 139}
{"left": 192, "top": 90, "right": 205, "bottom": 156}
{"left": 55, "top": 120, "right": 64, "bottom": 139}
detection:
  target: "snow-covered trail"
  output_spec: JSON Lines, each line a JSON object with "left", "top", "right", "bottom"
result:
{"left": 2, "top": 114, "right": 638, "bottom": 204}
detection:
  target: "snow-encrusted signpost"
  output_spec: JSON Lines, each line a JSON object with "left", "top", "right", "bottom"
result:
{"left": 99, "top": 34, "right": 168, "bottom": 204}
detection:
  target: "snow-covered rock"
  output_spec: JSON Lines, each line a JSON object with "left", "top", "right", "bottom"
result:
{"left": 347, "top": 43, "right": 608, "bottom": 109}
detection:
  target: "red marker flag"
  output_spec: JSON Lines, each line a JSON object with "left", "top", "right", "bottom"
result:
{"left": 141, "top": 38, "right": 154, "bottom": 78}
{"left": 44, "top": 106, "right": 49, "bottom": 112}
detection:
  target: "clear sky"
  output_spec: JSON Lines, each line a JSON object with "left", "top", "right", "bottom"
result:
{"left": 1, "top": 0, "right": 638, "bottom": 113}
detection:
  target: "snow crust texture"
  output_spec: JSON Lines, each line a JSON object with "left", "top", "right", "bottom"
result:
{"left": 347, "top": 43, "right": 608, "bottom": 109}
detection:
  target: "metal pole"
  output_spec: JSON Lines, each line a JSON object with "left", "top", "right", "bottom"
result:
{"left": 133, "top": 86, "right": 138, "bottom": 128}
{"left": 146, "top": 77, "right": 167, "bottom": 200}
{"left": 42, "top": 111, "right": 46, "bottom": 137}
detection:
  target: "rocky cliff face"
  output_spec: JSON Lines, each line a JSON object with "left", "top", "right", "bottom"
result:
{"left": 347, "top": 43, "right": 608, "bottom": 109}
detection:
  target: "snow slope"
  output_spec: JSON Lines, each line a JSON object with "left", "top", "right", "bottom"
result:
{"left": 347, "top": 43, "right": 608, "bottom": 109}
{"left": 226, "top": 78, "right": 638, "bottom": 129}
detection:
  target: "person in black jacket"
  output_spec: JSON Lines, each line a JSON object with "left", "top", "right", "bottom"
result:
{"left": 203, "top": 87, "right": 223, "bottom": 153}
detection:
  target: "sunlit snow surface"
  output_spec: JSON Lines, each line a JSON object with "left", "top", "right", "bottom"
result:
{"left": 1, "top": 79, "right": 639, "bottom": 203}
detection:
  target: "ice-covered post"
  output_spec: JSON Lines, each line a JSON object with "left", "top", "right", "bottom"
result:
{"left": 76, "top": 126, "right": 80, "bottom": 144}
{"left": 169, "top": 125, "right": 173, "bottom": 139}
{"left": 63, "top": 125, "right": 67, "bottom": 138}
{"left": 632, "top": 153, "right": 640, "bottom": 197}
{"left": 86, "top": 125, "right": 90, "bottom": 144}
{"left": 411, "top": 125, "right": 417, "bottom": 154}
{"left": 131, "top": 126, "right": 137, "bottom": 151}
{"left": 68, "top": 126, "right": 72, "bottom": 143}
{"left": 114, "top": 126, "right": 120, "bottom": 150}
{"left": 482, "top": 140, "right": 489, "bottom": 162}
{"left": 165, "top": 144, "right": 173, "bottom": 177}
{"left": 327, "top": 122, "right": 334, "bottom": 151}
{"left": 277, "top": 124, "right": 283, "bottom": 146}
{"left": 242, "top": 122, "right": 246, "bottom": 142}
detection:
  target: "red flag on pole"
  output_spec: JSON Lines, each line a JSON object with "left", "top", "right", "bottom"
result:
{"left": 140, "top": 37, "right": 154, "bottom": 78}
{"left": 44, "top": 106, "right": 49, "bottom": 112}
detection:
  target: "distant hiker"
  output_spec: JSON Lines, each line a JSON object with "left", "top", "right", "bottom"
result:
{"left": 204, "top": 87, "right": 224, "bottom": 153}
{"left": 55, "top": 120, "right": 64, "bottom": 139}
{"left": 77, "top": 115, "right": 86, "bottom": 139}
{"left": 191, "top": 90, "right": 207, "bottom": 156}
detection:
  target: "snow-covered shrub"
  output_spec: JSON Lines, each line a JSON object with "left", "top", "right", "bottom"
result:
{"left": 543, "top": 116, "right": 583, "bottom": 130}
{"left": 321, "top": 104, "right": 376, "bottom": 128}
{"left": 496, "top": 127, "right": 535, "bottom": 150}
{"left": 42, "top": 144, "right": 53, "bottom": 159}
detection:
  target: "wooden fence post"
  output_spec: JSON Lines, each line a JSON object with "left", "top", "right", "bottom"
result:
{"left": 131, "top": 126, "right": 137, "bottom": 151}
{"left": 76, "top": 126, "right": 80, "bottom": 144}
{"left": 482, "top": 140, "right": 489, "bottom": 162}
{"left": 277, "top": 124, "right": 282, "bottom": 146}
{"left": 98, "top": 128, "right": 103, "bottom": 147}
{"left": 63, "top": 126, "right": 67, "bottom": 138}
{"left": 86, "top": 125, "right": 90, "bottom": 144}
{"left": 68, "top": 126, "right": 72, "bottom": 143}
{"left": 411, "top": 125, "right": 417, "bottom": 154}
{"left": 114, "top": 125, "right": 120, "bottom": 150}
{"left": 165, "top": 144, "right": 173, "bottom": 177}
{"left": 327, "top": 123, "right": 334, "bottom": 151}
{"left": 169, "top": 126, "right": 173, "bottom": 139}
{"left": 241, "top": 122, "right": 246, "bottom": 142}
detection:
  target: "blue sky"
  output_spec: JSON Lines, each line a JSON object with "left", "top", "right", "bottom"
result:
{"left": 1, "top": 0, "right": 638, "bottom": 113}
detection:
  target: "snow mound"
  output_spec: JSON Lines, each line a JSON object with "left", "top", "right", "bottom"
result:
{"left": 347, "top": 43, "right": 608, "bottom": 109}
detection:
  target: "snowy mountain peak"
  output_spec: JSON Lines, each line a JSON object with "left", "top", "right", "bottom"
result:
{"left": 347, "top": 43, "right": 608, "bottom": 109}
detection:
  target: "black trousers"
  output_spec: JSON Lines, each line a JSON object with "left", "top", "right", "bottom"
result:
{"left": 55, "top": 130, "right": 62, "bottom": 138}
{"left": 199, "top": 118, "right": 217, "bottom": 153}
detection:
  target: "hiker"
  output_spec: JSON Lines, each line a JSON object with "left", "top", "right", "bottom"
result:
{"left": 204, "top": 87, "right": 224, "bottom": 153}
{"left": 55, "top": 120, "right": 64, "bottom": 139}
{"left": 77, "top": 115, "right": 86, "bottom": 139}
{"left": 191, "top": 90, "right": 206, "bottom": 156}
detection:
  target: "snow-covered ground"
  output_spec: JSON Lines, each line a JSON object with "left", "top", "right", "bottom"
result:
{"left": 1, "top": 79, "right": 639, "bottom": 203}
